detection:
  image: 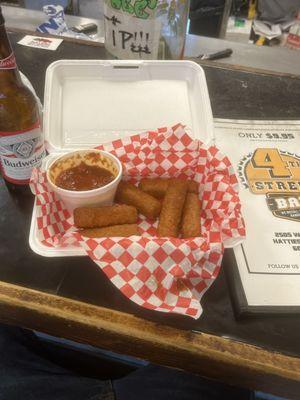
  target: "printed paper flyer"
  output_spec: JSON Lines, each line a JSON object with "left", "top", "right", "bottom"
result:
{"left": 215, "top": 119, "right": 300, "bottom": 308}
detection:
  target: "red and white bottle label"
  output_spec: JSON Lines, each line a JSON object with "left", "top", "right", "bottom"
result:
{"left": 0, "top": 53, "right": 17, "bottom": 70}
{"left": 0, "top": 122, "right": 46, "bottom": 184}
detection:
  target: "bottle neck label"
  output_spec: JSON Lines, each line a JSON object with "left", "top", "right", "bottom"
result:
{"left": 0, "top": 52, "right": 17, "bottom": 70}
{"left": 0, "top": 122, "right": 46, "bottom": 185}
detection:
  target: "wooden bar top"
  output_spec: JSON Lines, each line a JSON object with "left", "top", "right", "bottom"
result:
{"left": 0, "top": 30, "right": 299, "bottom": 399}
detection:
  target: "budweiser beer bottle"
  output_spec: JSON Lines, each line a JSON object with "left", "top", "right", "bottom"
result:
{"left": 0, "top": 7, "right": 45, "bottom": 194}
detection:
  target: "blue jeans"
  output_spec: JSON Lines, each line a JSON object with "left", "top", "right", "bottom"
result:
{"left": 0, "top": 324, "right": 252, "bottom": 400}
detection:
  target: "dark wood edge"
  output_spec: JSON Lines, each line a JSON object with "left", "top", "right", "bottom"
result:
{"left": 0, "top": 280, "right": 299, "bottom": 398}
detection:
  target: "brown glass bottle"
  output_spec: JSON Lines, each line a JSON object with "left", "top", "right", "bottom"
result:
{"left": 0, "top": 7, "right": 45, "bottom": 195}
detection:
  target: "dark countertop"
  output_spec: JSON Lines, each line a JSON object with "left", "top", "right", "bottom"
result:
{"left": 1, "top": 31, "right": 300, "bottom": 359}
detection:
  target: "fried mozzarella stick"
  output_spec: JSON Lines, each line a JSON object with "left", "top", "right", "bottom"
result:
{"left": 80, "top": 224, "right": 139, "bottom": 238}
{"left": 188, "top": 180, "right": 198, "bottom": 194}
{"left": 116, "top": 182, "right": 161, "bottom": 219}
{"left": 181, "top": 193, "right": 201, "bottom": 238}
{"left": 74, "top": 204, "right": 137, "bottom": 228}
{"left": 139, "top": 178, "right": 169, "bottom": 199}
{"left": 139, "top": 178, "right": 198, "bottom": 199}
{"left": 158, "top": 179, "right": 188, "bottom": 237}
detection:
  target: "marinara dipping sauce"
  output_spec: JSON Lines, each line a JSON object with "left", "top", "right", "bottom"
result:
{"left": 47, "top": 149, "right": 122, "bottom": 211}
{"left": 55, "top": 162, "right": 115, "bottom": 191}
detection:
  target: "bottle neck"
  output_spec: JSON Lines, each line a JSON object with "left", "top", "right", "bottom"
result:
{"left": 0, "top": 21, "right": 22, "bottom": 86}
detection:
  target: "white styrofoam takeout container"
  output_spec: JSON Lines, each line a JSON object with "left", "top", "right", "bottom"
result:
{"left": 29, "top": 60, "right": 214, "bottom": 257}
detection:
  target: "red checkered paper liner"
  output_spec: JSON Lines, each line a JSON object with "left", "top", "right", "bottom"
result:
{"left": 30, "top": 124, "right": 245, "bottom": 319}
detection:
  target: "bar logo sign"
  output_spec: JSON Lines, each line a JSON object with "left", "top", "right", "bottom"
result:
{"left": 266, "top": 193, "right": 300, "bottom": 222}
{"left": 238, "top": 148, "right": 300, "bottom": 222}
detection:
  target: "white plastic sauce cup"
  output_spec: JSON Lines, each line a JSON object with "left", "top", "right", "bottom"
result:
{"left": 47, "top": 149, "right": 122, "bottom": 211}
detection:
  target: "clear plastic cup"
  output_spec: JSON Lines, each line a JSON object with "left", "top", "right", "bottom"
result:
{"left": 47, "top": 149, "right": 122, "bottom": 211}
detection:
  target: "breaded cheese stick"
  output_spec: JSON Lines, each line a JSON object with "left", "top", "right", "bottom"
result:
{"left": 80, "top": 224, "right": 139, "bottom": 238}
{"left": 139, "top": 178, "right": 169, "bottom": 199}
{"left": 139, "top": 178, "right": 198, "bottom": 199}
{"left": 181, "top": 193, "right": 201, "bottom": 238}
{"left": 116, "top": 181, "right": 161, "bottom": 219}
{"left": 157, "top": 179, "right": 188, "bottom": 237}
{"left": 187, "top": 180, "right": 198, "bottom": 194}
{"left": 74, "top": 204, "right": 137, "bottom": 228}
